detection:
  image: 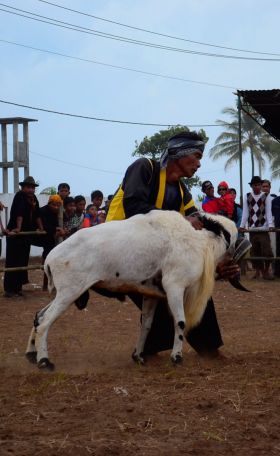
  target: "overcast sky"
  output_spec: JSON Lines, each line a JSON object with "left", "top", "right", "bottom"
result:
{"left": 0, "top": 0, "right": 280, "bottom": 200}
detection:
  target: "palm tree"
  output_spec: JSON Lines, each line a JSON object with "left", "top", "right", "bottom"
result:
{"left": 209, "top": 106, "right": 279, "bottom": 178}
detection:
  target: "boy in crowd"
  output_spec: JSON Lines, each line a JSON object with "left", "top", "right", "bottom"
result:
{"left": 217, "top": 181, "right": 234, "bottom": 219}
{"left": 91, "top": 190, "right": 103, "bottom": 210}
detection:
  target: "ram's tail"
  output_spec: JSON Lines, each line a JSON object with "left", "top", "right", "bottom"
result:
{"left": 184, "top": 244, "right": 216, "bottom": 331}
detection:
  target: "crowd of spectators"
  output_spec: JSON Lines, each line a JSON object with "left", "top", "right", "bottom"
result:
{"left": 0, "top": 179, "right": 113, "bottom": 297}
{"left": 201, "top": 176, "right": 280, "bottom": 280}
{"left": 0, "top": 173, "right": 279, "bottom": 298}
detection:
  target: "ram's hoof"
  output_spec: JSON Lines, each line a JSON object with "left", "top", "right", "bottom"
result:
{"left": 38, "top": 357, "right": 55, "bottom": 371}
{"left": 132, "top": 349, "right": 145, "bottom": 365}
{"left": 25, "top": 351, "right": 37, "bottom": 364}
{"left": 171, "top": 353, "right": 183, "bottom": 364}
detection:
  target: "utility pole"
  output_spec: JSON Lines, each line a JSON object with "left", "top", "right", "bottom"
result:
{"left": 237, "top": 94, "right": 243, "bottom": 206}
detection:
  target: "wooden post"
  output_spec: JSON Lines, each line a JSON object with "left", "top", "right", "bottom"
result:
{"left": 237, "top": 94, "right": 243, "bottom": 206}
{"left": 13, "top": 122, "right": 19, "bottom": 193}
{"left": 1, "top": 123, "right": 8, "bottom": 193}
{"left": 23, "top": 122, "right": 30, "bottom": 177}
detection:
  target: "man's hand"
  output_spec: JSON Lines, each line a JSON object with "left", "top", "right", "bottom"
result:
{"left": 216, "top": 258, "right": 240, "bottom": 280}
{"left": 186, "top": 215, "right": 204, "bottom": 230}
{"left": 238, "top": 227, "right": 246, "bottom": 233}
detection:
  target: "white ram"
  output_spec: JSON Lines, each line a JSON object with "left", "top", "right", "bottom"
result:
{"left": 26, "top": 210, "right": 238, "bottom": 370}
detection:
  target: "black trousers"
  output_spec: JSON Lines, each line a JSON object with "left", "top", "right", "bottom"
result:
{"left": 128, "top": 294, "right": 223, "bottom": 355}
{"left": 4, "top": 236, "right": 30, "bottom": 293}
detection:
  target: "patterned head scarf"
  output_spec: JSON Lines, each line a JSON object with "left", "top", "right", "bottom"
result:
{"left": 161, "top": 132, "right": 205, "bottom": 167}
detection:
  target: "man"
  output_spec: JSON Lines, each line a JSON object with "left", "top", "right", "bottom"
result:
{"left": 239, "top": 176, "right": 274, "bottom": 280}
{"left": 4, "top": 176, "right": 44, "bottom": 297}
{"left": 272, "top": 192, "right": 280, "bottom": 277}
{"left": 38, "top": 194, "right": 65, "bottom": 290}
{"left": 261, "top": 179, "right": 277, "bottom": 199}
{"left": 201, "top": 181, "right": 220, "bottom": 214}
{"left": 57, "top": 182, "right": 70, "bottom": 243}
{"left": 106, "top": 130, "right": 239, "bottom": 357}
{"left": 229, "top": 188, "right": 243, "bottom": 229}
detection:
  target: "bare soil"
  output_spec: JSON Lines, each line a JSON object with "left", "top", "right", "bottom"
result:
{"left": 0, "top": 261, "right": 280, "bottom": 456}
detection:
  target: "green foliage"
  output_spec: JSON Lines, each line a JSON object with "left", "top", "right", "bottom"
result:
{"left": 182, "top": 175, "right": 203, "bottom": 191}
{"left": 210, "top": 105, "right": 280, "bottom": 179}
{"left": 133, "top": 126, "right": 208, "bottom": 160}
{"left": 40, "top": 186, "right": 57, "bottom": 195}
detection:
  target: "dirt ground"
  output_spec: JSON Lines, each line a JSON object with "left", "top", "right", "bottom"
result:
{"left": 0, "top": 261, "right": 280, "bottom": 456}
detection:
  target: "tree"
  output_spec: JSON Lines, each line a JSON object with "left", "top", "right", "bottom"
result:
{"left": 40, "top": 186, "right": 57, "bottom": 195}
{"left": 209, "top": 106, "right": 279, "bottom": 178}
{"left": 270, "top": 140, "right": 280, "bottom": 179}
{"left": 133, "top": 126, "right": 207, "bottom": 190}
{"left": 210, "top": 108, "right": 280, "bottom": 177}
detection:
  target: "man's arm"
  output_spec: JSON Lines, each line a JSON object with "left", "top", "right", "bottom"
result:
{"left": 123, "top": 158, "right": 156, "bottom": 218}
{"left": 239, "top": 194, "right": 248, "bottom": 229}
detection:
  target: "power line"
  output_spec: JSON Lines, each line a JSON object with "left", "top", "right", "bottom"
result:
{"left": 0, "top": 98, "right": 224, "bottom": 127}
{"left": 37, "top": 0, "right": 280, "bottom": 58}
{"left": 1, "top": 4, "right": 280, "bottom": 61}
{"left": 0, "top": 39, "right": 235, "bottom": 90}
{"left": 30, "top": 150, "right": 123, "bottom": 175}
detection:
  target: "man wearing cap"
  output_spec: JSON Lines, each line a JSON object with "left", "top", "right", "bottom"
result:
{"left": 239, "top": 176, "right": 274, "bottom": 280}
{"left": 4, "top": 176, "right": 44, "bottom": 297}
{"left": 201, "top": 181, "right": 220, "bottom": 213}
{"left": 106, "top": 130, "right": 239, "bottom": 357}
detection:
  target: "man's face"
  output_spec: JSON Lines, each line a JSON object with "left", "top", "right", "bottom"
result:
{"left": 218, "top": 186, "right": 227, "bottom": 196}
{"left": 261, "top": 182, "right": 270, "bottom": 194}
{"left": 48, "top": 201, "right": 61, "bottom": 213}
{"left": 22, "top": 184, "right": 36, "bottom": 195}
{"left": 205, "top": 185, "right": 214, "bottom": 197}
{"left": 176, "top": 151, "right": 203, "bottom": 178}
{"left": 252, "top": 183, "right": 262, "bottom": 194}
{"left": 229, "top": 190, "right": 237, "bottom": 201}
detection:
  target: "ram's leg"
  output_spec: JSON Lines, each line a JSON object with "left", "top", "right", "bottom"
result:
{"left": 26, "top": 303, "right": 52, "bottom": 364}
{"left": 132, "top": 297, "right": 157, "bottom": 364}
{"left": 35, "top": 293, "right": 73, "bottom": 370}
{"left": 164, "top": 286, "right": 186, "bottom": 364}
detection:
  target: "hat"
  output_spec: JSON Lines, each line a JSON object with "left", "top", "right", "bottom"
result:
{"left": 218, "top": 181, "right": 229, "bottom": 189}
{"left": 19, "top": 176, "right": 39, "bottom": 187}
{"left": 249, "top": 176, "right": 262, "bottom": 186}
{"left": 201, "top": 180, "right": 213, "bottom": 192}
{"left": 48, "top": 194, "right": 62, "bottom": 204}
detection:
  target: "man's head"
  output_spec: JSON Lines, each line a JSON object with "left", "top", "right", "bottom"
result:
{"left": 261, "top": 179, "right": 271, "bottom": 195}
{"left": 91, "top": 190, "right": 103, "bottom": 208}
{"left": 48, "top": 194, "right": 63, "bottom": 213}
{"left": 57, "top": 183, "right": 70, "bottom": 200}
{"left": 249, "top": 176, "right": 262, "bottom": 195}
{"left": 19, "top": 176, "right": 38, "bottom": 195}
{"left": 217, "top": 181, "right": 229, "bottom": 196}
{"left": 164, "top": 131, "right": 205, "bottom": 180}
{"left": 202, "top": 180, "right": 214, "bottom": 197}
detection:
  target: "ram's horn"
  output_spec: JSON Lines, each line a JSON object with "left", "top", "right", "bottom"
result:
{"left": 229, "top": 276, "right": 251, "bottom": 292}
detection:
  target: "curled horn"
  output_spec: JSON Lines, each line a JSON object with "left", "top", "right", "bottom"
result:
{"left": 229, "top": 238, "right": 252, "bottom": 292}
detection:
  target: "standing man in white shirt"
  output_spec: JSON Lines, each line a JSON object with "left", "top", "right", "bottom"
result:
{"left": 239, "top": 176, "right": 274, "bottom": 280}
